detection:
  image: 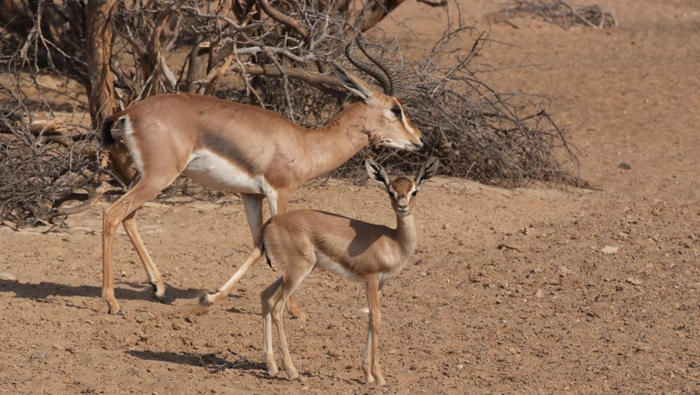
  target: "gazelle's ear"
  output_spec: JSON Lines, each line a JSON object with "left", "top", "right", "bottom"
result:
{"left": 365, "top": 159, "right": 390, "bottom": 191}
{"left": 415, "top": 159, "right": 439, "bottom": 187}
{"left": 333, "top": 63, "right": 375, "bottom": 104}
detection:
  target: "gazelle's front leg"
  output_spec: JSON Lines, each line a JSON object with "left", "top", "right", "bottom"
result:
{"left": 122, "top": 212, "right": 167, "bottom": 303}
{"left": 201, "top": 194, "right": 265, "bottom": 306}
{"left": 363, "top": 276, "right": 386, "bottom": 386}
{"left": 261, "top": 263, "right": 312, "bottom": 381}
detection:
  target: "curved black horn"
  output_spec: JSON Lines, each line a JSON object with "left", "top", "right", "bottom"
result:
{"left": 344, "top": 36, "right": 394, "bottom": 96}
{"left": 355, "top": 35, "right": 397, "bottom": 96}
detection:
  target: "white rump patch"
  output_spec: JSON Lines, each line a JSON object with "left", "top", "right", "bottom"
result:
{"left": 121, "top": 115, "right": 145, "bottom": 175}
{"left": 184, "top": 149, "right": 268, "bottom": 194}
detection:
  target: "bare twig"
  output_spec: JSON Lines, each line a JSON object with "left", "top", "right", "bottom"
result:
{"left": 256, "top": 0, "right": 309, "bottom": 39}
{"left": 228, "top": 64, "right": 344, "bottom": 88}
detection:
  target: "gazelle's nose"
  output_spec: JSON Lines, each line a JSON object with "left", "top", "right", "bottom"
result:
{"left": 412, "top": 136, "right": 424, "bottom": 149}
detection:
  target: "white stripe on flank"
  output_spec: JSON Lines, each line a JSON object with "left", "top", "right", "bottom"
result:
{"left": 314, "top": 249, "right": 363, "bottom": 282}
{"left": 184, "top": 149, "right": 266, "bottom": 193}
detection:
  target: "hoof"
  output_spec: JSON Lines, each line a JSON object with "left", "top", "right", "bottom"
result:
{"left": 288, "top": 308, "right": 308, "bottom": 321}
{"left": 267, "top": 366, "right": 279, "bottom": 378}
{"left": 117, "top": 310, "right": 125, "bottom": 316}
{"left": 198, "top": 291, "right": 214, "bottom": 307}
{"left": 106, "top": 301, "right": 122, "bottom": 315}
{"left": 265, "top": 355, "right": 278, "bottom": 377}
{"left": 292, "top": 312, "right": 308, "bottom": 321}
{"left": 285, "top": 368, "right": 299, "bottom": 381}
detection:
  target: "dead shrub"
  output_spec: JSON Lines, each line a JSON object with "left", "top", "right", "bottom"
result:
{"left": 0, "top": 0, "right": 583, "bottom": 226}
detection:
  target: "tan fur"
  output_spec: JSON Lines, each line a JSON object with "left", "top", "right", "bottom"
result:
{"left": 259, "top": 159, "right": 437, "bottom": 385}
{"left": 101, "top": 67, "right": 424, "bottom": 316}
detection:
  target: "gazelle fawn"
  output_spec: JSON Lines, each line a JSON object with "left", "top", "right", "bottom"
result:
{"left": 260, "top": 159, "right": 438, "bottom": 385}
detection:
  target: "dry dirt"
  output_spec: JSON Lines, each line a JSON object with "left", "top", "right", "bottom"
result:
{"left": 2, "top": 0, "right": 700, "bottom": 394}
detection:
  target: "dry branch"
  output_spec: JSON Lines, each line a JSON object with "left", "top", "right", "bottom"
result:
{"left": 256, "top": 0, "right": 309, "bottom": 39}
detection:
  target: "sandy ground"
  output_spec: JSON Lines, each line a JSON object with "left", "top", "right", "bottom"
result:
{"left": 2, "top": 0, "right": 700, "bottom": 393}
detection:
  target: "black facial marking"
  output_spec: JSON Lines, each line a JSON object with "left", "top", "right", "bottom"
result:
{"left": 391, "top": 105, "right": 402, "bottom": 119}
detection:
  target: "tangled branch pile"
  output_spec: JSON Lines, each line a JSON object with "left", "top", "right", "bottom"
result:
{"left": 0, "top": 0, "right": 582, "bottom": 226}
{"left": 0, "top": 109, "right": 112, "bottom": 226}
{"left": 488, "top": 0, "right": 618, "bottom": 30}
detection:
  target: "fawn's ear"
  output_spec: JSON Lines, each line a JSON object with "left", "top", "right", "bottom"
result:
{"left": 415, "top": 159, "right": 439, "bottom": 187}
{"left": 333, "top": 63, "right": 376, "bottom": 104}
{"left": 365, "top": 159, "right": 390, "bottom": 191}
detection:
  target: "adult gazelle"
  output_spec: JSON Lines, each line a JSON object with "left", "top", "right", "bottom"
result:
{"left": 100, "top": 38, "right": 424, "bottom": 316}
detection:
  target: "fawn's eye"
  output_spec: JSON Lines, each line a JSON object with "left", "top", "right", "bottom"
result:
{"left": 390, "top": 106, "right": 402, "bottom": 119}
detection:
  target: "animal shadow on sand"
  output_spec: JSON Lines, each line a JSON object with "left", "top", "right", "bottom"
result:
{"left": 125, "top": 349, "right": 272, "bottom": 378}
{"left": 126, "top": 349, "right": 334, "bottom": 382}
{"left": 0, "top": 279, "right": 207, "bottom": 306}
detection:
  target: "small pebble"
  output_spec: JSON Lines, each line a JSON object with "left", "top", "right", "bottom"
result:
{"left": 558, "top": 266, "right": 572, "bottom": 276}
{"left": 619, "top": 162, "right": 631, "bottom": 170}
{"left": 626, "top": 277, "right": 643, "bottom": 286}
{"left": 32, "top": 351, "right": 46, "bottom": 360}
{"left": 601, "top": 246, "right": 619, "bottom": 255}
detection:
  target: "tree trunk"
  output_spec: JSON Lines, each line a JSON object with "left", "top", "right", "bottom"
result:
{"left": 85, "top": 0, "right": 137, "bottom": 184}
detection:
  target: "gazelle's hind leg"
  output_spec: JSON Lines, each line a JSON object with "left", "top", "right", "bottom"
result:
{"left": 202, "top": 194, "right": 264, "bottom": 306}
{"left": 122, "top": 212, "right": 167, "bottom": 303}
{"left": 103, "top": 180, "right": 169, "bottom": 315}
{"left": 265, "top": 191, "right": 308, "bottom": 322}
{"left": 261, "top": 260, "right": 313, "bottom": 380}
{"left": 261, "top": 276, "right": 283, "bottom": 377}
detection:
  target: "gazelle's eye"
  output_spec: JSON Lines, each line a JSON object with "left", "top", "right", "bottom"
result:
{"left": 411, "top": 190, "right": 417, "bottom": 197}
{"left": 390, "top": 106, "right": 402, "bottom": 119}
